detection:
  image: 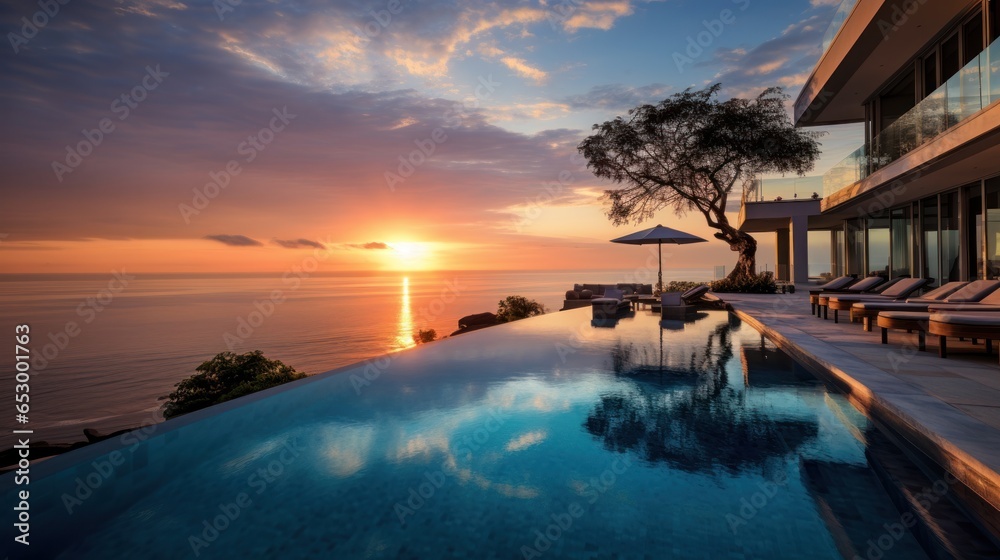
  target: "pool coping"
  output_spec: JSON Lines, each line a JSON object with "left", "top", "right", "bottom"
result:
{"left": 728, "top": 300, "right": 1000, "bottom": 517}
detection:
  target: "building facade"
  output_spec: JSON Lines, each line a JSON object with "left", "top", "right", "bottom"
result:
{"left": 740, "top": 0, "right": 1000, "bottom": 285}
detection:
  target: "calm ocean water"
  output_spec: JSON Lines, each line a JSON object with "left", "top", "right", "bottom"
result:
{"left": 1, "top": 269, "right": 712, "bottom": 447}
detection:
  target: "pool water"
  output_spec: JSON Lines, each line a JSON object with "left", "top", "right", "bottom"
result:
{"left": 6, "top": 310, "right": 931, "bottom": 559}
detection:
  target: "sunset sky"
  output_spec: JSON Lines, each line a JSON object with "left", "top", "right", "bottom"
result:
{"left": 0, "top": 0, "right": 861, "bottom": 273}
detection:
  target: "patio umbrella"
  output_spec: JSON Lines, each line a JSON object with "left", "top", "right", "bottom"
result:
{"left": 611, "top": 224, "right": 708, "bottom": 291}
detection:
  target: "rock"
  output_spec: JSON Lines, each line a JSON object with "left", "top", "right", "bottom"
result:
{"left": 451, "top": 311, "right": 499, "bottom": 337}
{"left": 458, "top": 312, "right": 497, "bottom": 329}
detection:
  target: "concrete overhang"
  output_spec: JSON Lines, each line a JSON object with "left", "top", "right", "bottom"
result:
{"left": 795, "top": 0, "right": 976, "bottom": 126}
{"left": 821, "top": 100, "right": 1000, "bottom": 216}
{"left": 738, "top": 199, "right": 823, "bottom": 232}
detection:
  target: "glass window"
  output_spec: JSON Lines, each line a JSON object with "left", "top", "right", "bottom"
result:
{"left": 922, "top": 51, "right": 938, "bottom": 98}
{"left": 964, "top": 14, "right": 984, "bottom": 65}
{"left": 969, "top": 187, "right": 984, "bottom": 279}
{"left": 868, "top": 215, "right": 891, "bottom": 277}
{"left": 991, "top": 0, "right": 1000, "bottom": 43}
{"left": 942, "top": 33, "right": 961, "bottom": 81}
{"left": 921, "top": 197, "right": 939, "bottom": 286}
{"left": 833, "top": 229, "right": 845, "bottom": 277}
{"left": 890, "top": 207, "right": 912, "bottom": 278}
{"left": 941, "top": 191, "right": 962, "bottom": 281}
{"left": 847, "top": 219, "right": 865, "bottom": 276}
{"left": 986, "top": 177, "right": 1000, "bottom": 279}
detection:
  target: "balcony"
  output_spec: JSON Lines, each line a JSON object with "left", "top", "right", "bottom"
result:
{"left": 823, "top": 36, "right": 1000, "bottom": 199}
{"left": 820, "top": 0, "right": 859, "bottom": 54}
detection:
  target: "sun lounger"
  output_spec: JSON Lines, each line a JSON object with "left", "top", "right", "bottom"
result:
{"left": 871, "top": 280, "right": 1000, "bottom": 346}
{"left": 812, "top": 276, "right": 887, "bottom": 318}
{"left": 592, "top": 288, "right": 631, "bottom": 319}
{"left": 808, "top": 276, "right": 857, "bottom": 314}
{"left": 680, "top": 285, "right": 710, "bottom": 304}
{"left": 850, "top": 281, "right": 969, "bottom": 331}
{"left": 822, "top": 277, "right": 930, "bottom": 323}
{"left": 928, "top": 312, "right": 1000, "bottom": 361}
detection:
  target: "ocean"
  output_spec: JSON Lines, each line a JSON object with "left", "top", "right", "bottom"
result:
{"left": 0, "top": 269, "right": 713, "bottom": 447}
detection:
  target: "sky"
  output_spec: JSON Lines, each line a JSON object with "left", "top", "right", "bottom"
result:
{"left": 0, "top": 0, "right": 861, "bottom": 274}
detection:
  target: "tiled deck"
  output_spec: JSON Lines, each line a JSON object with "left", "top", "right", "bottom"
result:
{"left": 725, "top": 290, "right": 1000, "bottom": 517}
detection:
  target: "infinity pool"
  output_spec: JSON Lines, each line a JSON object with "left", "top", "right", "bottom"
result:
{"left": 6, "top": 309, "right": 931, "bottom": 559}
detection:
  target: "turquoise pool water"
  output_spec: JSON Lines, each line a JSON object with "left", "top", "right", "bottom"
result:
{"left": 5, "top": 309, "right": 930, "bottom": 559}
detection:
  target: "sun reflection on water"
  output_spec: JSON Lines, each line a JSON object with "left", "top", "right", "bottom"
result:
{"left": 394, "top": 276, "right": 416, "bottom": 349}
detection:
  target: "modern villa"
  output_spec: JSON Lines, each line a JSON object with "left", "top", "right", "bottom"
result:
{"left": 741, "top": 0, "right": 1000, "bottom": 286}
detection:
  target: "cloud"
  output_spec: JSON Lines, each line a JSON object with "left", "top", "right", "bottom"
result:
{"left": 348, "top": 242, "right": 390, "bottom": 250}
{"left": 708, "top": 10, "right": 835, "bottom": 98}
{"left": 562, "top": 0, "right": 635, "bottom": 32}
{"left": 500, "top": 56, "right": 548, "bottom": 84}
{"left": 562, "top": 83, "right": 673, "bottom": 111}
{"left": 204, "top": 235, "right": 263, "bottom": 247}
{"left": 272, "top": 238, "right": 325, "bottom": 249}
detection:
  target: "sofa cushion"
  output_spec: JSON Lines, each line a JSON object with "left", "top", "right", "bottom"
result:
{"left": 582, "top": 284, "right": 599, "bottom": 294}
{"left": 579, "top": 289, "right": 593, "bottom": 299}
{"left": 573, "top": 284, "right": 584, "bottom": 293}
{"left": 639, "top": 284, "right": 653, "bottom": 295}
{"left": 565, "top": 290, "right": 578, "bottom": 300}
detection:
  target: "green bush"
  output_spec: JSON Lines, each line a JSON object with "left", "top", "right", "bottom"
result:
{"left": 496, "top": 295, "right": 546, "bottom": 323}
{"left": 710, "top": 272, "right": 777, "bottom": 294}
{"left": 162, "top": 350, "right": 306, "bottom": 419}
{"left": 413, "top": 329, "right": 437, "bottom": 344}
{"left": 661, "top": 281, "right": 703, "bottom": 293}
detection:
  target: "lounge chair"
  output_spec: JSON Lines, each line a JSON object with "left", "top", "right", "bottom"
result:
{"left": 808, "top": 275, "right": 857, "bottom": 315}
{"left": 592, "top": 288, "right": 631, "bottom": 319}
{"left": 928, "top": 312, "right": 1000, "bottom": 361}
{"left": 813, "top": 275, "right": 887, "bottom": 319}
{"left": 822, "top": 278, "right": 930, "bottom": 323}
{"left": 660, "top": 292, "right": 697, "bottom": 319}
{"left": 850, "top": 281, "right": 969, "bottom": 331}
{"left": 872, "top": 280, "right": 1000, "bottom": 348}
{"left": 680, "top": 285, "right": 711, "bottom": 304}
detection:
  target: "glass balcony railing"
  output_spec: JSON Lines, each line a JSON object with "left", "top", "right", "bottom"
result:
{"left": 748, "top": 176, "right": 824, "bottom": 203}
{"left": 821, "top": 0, "right": 859, "bottom": 53}
{"left": 823, "top": 36, "right": 1000, "bottom": 198}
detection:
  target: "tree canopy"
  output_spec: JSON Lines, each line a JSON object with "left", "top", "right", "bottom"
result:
{"left": 578, "top": 84, "right": 821, "bottom": 280}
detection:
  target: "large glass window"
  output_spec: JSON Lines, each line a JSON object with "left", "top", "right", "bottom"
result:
{"left": 986, "top": 177, "right": 1000, "bottom": 279}
{"left": 921, "top": 196, "right": 939, "bottom": 286}
{"left": 964, "top": 16, "right": 984, "bottom": 65}
{"left": 890, "top": 207, "right": 912, "bottom": 278}
{"left": 941, "top": 192, "right": 962, "bottom": 282}
{"left": 846, "top": 219, "right": 865, "bottom": 276}
{"left": 942, "top": 33, "right": 961, "bottom": 81}
{"left": 868, "top": 216, "right": 891, "bottom": 277}
{"left": 833, "top": 229, "right": 845, "bottom": 277}
{"left": 968, "top": 187, "right": 984, "bottom": 279}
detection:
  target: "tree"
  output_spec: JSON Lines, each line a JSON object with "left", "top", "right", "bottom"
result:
{"left": 496, "top": 295, "right": 545, "bottom": 323}
{"left": 161, "top": 350, "right": 306, "bottom": 418}
{"left": 413, "top": 329, "right": 437, "bottom": 344}
{"left": 578, "top": 84, "right": 821, "bottom": 281}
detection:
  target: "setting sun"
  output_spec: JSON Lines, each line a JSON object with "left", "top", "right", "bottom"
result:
{"left": 385, "top": 241, "right": 435, "bottom": 271}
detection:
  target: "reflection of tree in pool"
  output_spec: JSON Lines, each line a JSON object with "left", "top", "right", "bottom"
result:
{"left": 587, "top": 322, "right": 818, "bottom": 475}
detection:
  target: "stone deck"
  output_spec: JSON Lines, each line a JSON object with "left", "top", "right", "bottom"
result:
{"left": 724, "top": 290, "right": 1000, "bottom": 520}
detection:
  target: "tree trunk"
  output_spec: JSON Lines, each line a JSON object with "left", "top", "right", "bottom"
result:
{"left": 726, "top": 230, "right": 757, "bottom": 282}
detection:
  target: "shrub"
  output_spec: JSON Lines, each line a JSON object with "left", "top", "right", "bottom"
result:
{"left": 710, "top": 272, "right": 777, "bottom": 294}
{"left": 496, "top": 295, "right": 545, "bottom": 323}
{"left": 413, "top": 329, "right": 437, "bottom": 344}
{"left": 661, "top": 281, "right": 703, "bottom": 293}
{"left": 162, "top": 350, "right": 306, "bottom": 419}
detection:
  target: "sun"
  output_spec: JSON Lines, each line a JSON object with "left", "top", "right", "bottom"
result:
{"left": 386, "top": 241, "right": 435, "bottom": 270}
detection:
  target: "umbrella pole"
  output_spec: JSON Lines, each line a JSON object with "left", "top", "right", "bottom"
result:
{"left": 658, "top": 241, "right": 663, "bottom": 293}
